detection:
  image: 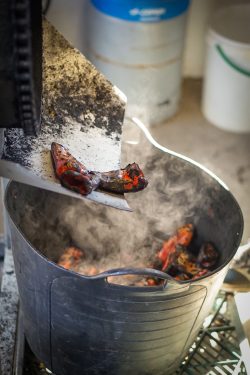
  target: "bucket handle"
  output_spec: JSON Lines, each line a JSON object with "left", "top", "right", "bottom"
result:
{"left": 216, "top": 44, "right": 250, "bottom": 77}
{"left": 90, "top": 267, "right": 190, "bottom": 292}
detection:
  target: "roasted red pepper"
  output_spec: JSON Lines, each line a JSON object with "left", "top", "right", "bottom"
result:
{"left": 146, "top": 278, "right": 158, "bottom": 286}
{"left": 176, "top": 224, "right": 194, "bottom": 247}
{"left": 51, "top": 142, "right": 87, "bottom": 176}
{"left": 174, "top": 273, "right": 191, "bottom": 281}
{"left": 197, "top": 242, "right": 219, "bottom": 268}
{"left": 57, "top": 224, "right": 218, "bottom": 285}
{"left": 57, "top": 246, "right": 84, "bottom": 270}
{"left": 51, "top": 143, "right": 148, "bottom": 196}
{"left": 157, "top": 224, "right": 194, "bottom": 271}
{"left": 158, "top": 236, "right": 177, "bottom": 271}
{"left": 153, "top": 223, "right": 218, "bottom": 282}
{"left": 51, "top": 142, "right": 100, "bottom": 195}
{"left": 192, "top": 269, "right": 209, "bottom": 280}
{"left": 98, "top": 163, "right": 148, "bottom": 194}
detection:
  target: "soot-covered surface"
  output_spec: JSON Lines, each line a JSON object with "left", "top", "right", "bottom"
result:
{"left": 1, "top": 19, "right": 128, "bottom": 209}
{"left": 3, "top": 20, "right": 125, "bottom": 173}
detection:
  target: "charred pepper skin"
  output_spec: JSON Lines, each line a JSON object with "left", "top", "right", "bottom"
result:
{"left": 57, "top": 225, "right": 219, "bottom": 286}
{"left": 98, "top": 163, "right": 148, "bottom": 194}
{"left": 51, "top": 142, "right": 88, "bottom": 176}
{"left": 51, "top": 142, "right": 100, "bottom": 195}
{"left": 51, "top": 143, "right": 148, "bottom": 195}
{"left": 153, "top": 223, "right": 219, "bottom": 282}
{"left": 57, "top": 246, "right": 84, "bottom": 270}
{"left": 176, "top": 224, "right": 194, "bottom": 247}
{"left": 59, "top": 170, "right": 100, "bottom": 196}
{"left": 197, "top": 242, "right": 219, "bottom": 268}
{"left": 158, "top": 224, "right": 194, "bottom": 271}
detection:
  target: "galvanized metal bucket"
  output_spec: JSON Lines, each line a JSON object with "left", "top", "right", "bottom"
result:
{"left": 5, "top": 128, "right": 243, "bottom": 374}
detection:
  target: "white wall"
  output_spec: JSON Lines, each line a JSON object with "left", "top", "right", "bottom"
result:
{"left": 47, "top": 0, "right": 250, "bottom": 78}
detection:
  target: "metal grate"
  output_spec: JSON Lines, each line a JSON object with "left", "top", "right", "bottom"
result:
{"left": 176, "top": 292, "right": 247, "bottom": 375}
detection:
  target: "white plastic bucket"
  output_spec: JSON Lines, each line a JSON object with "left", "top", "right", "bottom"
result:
{"left": 86, "top": 0, "right": 190, "bottom": 126}
{"left": 202, "top": 4, "right": 250, "bottom": 133}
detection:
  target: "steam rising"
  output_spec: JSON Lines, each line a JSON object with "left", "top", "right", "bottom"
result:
{"left": 9, "top": 121, "right": 233, "bottom": 278}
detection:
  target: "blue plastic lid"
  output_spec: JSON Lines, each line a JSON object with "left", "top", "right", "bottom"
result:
{"left": 91, "top": 0, "right": 190, "bottom": 22}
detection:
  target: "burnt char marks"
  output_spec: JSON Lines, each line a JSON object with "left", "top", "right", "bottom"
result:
{"left": 42, "top": 21, "right": 124, "bottom": 138}
{"left": 3, "top": 20, "right": 125, "bottom": 181}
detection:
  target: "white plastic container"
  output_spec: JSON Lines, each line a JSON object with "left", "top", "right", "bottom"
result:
{"left": 202, "top": 4, "right": 250, "bottom": 133}
{"left": 86, "top": 0, "right": 190, "bottom": 126}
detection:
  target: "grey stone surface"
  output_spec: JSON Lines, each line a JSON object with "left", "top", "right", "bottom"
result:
{"left": 0, "top": 248, "right": 18, "bottom": 375}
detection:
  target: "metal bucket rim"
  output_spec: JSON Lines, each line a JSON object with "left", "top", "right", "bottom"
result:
{"left": 4, "top": 179, "right": 244, "bottom": 288}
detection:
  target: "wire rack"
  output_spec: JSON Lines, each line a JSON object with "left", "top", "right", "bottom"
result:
{"left": 176, "top": 292, "right": 247, "bottom": 375}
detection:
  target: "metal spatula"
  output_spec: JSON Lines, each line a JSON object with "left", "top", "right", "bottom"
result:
{"left": 0, "top": 20, "right": 130, "bottom": 211}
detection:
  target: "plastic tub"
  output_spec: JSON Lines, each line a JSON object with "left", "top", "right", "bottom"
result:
{"left": 202, "top": 4, "right": 250, "bottom": 133}
{"left": 86, "top": 0, "right": 190, "bottom": 126}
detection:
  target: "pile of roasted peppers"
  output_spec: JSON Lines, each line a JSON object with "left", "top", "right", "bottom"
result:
{"left": 147, "top": 223, "right": 219, "bottom": 285}
{"left": 57, "top": 224, "right": 219, "bottom": 285}
{"left": 51, "top": 142, "right": 148, "bottom": 195}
